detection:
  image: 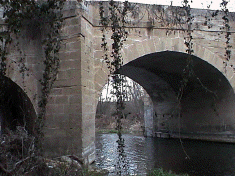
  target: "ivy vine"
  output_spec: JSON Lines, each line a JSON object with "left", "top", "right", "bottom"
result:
{"left": 99, "top": 0, "right": 130, "bottom": 139}
{"left": 220, "top": 0, "right": 232, "bottom": 74}
{"left": 0, "top": 0, "right": 65, "bottom": 149}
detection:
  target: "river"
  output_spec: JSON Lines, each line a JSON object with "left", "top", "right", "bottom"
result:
{"left": 95, "top": 133, "right": 235, "bottom": 176}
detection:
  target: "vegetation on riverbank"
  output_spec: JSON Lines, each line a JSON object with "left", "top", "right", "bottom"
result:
{"left": 43, "top": 167, "right": 189, "bottom": 176}
{"left": 0, "top": 126, "right": 190, "bottom": 176}
{"left": 148, "top": 168, "right": 189, "bottom": 176}
{"left": 96, "top": 128, "right": 144, "bottom": 136}
{"left": 97, "top": 129, "right": 119, "bottom": 134}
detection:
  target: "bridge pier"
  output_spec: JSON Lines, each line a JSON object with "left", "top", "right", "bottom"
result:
{"left": 43, "top": 1, "right": 96, "bottom": 165}
{"left": 144, "top": 95, "right": 154, "bottom": 137}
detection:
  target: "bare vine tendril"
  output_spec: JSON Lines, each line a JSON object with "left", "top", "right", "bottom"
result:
{"left": 99, "top": 0, "right": 130, "bottom": 138}
{"left": 0, "top": 0, "right": 65, "bottom": 150}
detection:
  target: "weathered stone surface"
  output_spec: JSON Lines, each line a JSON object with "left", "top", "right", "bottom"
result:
{"left": 1, "top": 0, "right": 235, "bottom": 165}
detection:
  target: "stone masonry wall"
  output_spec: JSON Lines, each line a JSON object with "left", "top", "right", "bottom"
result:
{"left": 44, "top": 2, "right": 84, "bottom": 160}
{"left": 44, "top": 1, "right": 96, "bottom": 164}
{"left": 2, "top": 1, "right": 235, "bottom": 164}
{"left": 26, "top": 1, "right": 235, "bottom": 163}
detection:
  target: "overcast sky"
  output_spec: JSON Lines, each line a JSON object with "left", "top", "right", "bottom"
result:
{"left": 110, "top": 0, "right": 235, "bottom": 12}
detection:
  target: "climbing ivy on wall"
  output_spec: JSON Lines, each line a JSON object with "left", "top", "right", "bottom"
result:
{"left": 0, "top": 0, "right": 65, "bottom": 146}
{"left": 178, "top": 0, "right": 194, "bottom": 102}
{"left": 220, "top": 0, "right": 232, "bottom": 73}
{"left": 99, "top": 2, "right": 131, "bottom": 173}
{"left": 99, "top": 0, "right": 130, "bottom": 138}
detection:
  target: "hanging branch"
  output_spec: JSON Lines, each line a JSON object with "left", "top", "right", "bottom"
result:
{"left": 220, "top": 0, "right": 232, "bottom": 73}
{"left": 176, "top": 0, "right": 195, "bottom": 160}
{"left": 100, "top": 2, "right": 130, "bottom": 174}
{"left": 0, "top": 0, "right": 65, "bottom": 150}
{"left": 177, "top": 0, "right": 194, "bottom": 107}
{"left": 35, "top": 0, "right": 65, "bottom": 148}
{"left": 99, "top": 0, "right": 130, "bottom": 137}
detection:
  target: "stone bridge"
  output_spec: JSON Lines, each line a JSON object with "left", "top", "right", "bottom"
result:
{"left": 0, "top": 1, "right": 235, "bottom": 165}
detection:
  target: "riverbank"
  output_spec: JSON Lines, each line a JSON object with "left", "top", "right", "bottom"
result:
{"left": 148, "top": 168, "right": 189, "bottom": 176}
{"left": 95, "top": 133, "right": 235, "bottom": 175}
{"left": 96, "top": 128, "right": 144, "bottom": 136}
{"left": 155, "top": 131, "right": 235, "bottom": 143}
{"left": 96, "top": 114, "right": 235, "bottom": 143}
{"left": 96, "top": 114, "right": 145, "bottom": 136}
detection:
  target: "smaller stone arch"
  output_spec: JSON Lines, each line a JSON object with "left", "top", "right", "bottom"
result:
{"left": 0, "top": 76, "right": 37, "bottom": 135}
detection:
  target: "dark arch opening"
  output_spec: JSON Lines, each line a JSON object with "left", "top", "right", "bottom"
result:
{"left": 119, "top": 51, "right": 235, "bottom": 139}
{"left": 0, "top": 76, "right": 36, "bottom": 135}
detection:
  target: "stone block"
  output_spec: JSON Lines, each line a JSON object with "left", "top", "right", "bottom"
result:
{"left": 69, "top": 94, "right": 81, "bottom": 104}
{"left": 64, "top": 104, "right": 82, "bottom": 114}
{"left": 141, "top": 39, "right": 152, "bottom": 54}
{"left": 93, "top": 38, "right": 103, "bottom": 51}
{"left": 66, "top": 41, "right": 82, "bottom": 51}
{"left": 171, "top": 38, "right": 183, "bottom": 52}
{"left": 95, "top": 74, "right": 108, "bottom": 90}
{"left": 62, "top": 25, "right": 81, "bottom": 36}
{"left": 81, "top": 69, "right": 93, "bottom": 80}
{"left": 53, "top": 79, "right": 72, "bottom": 88}
{"left": 43, "top": 133, "right": 82, "bottom": 158}
{"left": 57, "top": 70, "right": 69, "bottom": 80}
{"left": 59, "top": 59, "right": 81, "bottom": 71}
{"left": 135, "top": 42, "right": 146, "bottom": 57}
{"left": 204, "top": 48, "right": 214, "bottom": 64}
{"left": 148, "top": 39, "right": 157, "bottom": 53}
{"left": 229, "top": 71, "right": 235, "bottom": 89}
{"left": 166, "top": 38, "right": 174, "bottom": 51}
{"left": 195, "top": 44, "right": 206, "bottom": 59}
{"left": 64, "top": 17, "right": 81, "bottom": 27}
{"left": 50, "top": 88, "right": 63, "bottom": 95}
{"left": 47, "top": 95, "right": 56, "bottom": 105}
{"left": 153, "top": 29, "right": 169, "bottom": 38}
{"left": 64, "top": 86, "right": 82, "bottom": 95}
{"left": 26, "top": 56, "right": 43, "bottom": 65}
{"left": 82, "top": 124, "right": 95, "bottom": 145}
{"left": 55, "top": 95, "right": 69, "bottom": 104}
{"left": 46, "top": 104, "right": 64, "bottom": 115}
{"left": 94, "top": 50, "right": 105, "bottom": 63}
{"left": 154, "top": 38, "right": 166, "bottom": 52}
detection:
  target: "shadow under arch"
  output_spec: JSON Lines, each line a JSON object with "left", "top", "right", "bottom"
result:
{"left": 118, "top": 51, "right": 235, "bottom": 137}
{"left": 0, "top": 75, "right": 37, "bottom": 135}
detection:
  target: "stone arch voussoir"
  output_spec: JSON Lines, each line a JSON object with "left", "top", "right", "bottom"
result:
{"left": 5, "top": 57, "right": 41, "bottom": 115}
{"left": 121, "top": 37, "right": 235, "bottom": 91}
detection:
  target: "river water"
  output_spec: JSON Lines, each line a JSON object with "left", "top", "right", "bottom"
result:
{"left": 95, "top": 133, "right": 235, "bottom": 176}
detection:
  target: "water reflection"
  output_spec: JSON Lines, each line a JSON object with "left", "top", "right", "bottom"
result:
{"left": 115, "top": 135, "right": 129, "bottom": 175}
{"left": 95, "top": 133, "right": 235, "bottom": 176}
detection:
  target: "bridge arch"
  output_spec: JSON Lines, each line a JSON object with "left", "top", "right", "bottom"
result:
{"left": 95, "top": 49, "right": 235, "bottom": 136}
{"left": 95, "top": 33, "right": 235, "bottom": 138}
{"left": 0, "top": 75, "right": 37, "bottom": 134}
{"left": 95, "top": 36, "right": 235, "bottom": 98}
{"left": 2, "top": 33, "right": 45, "bottom": 117}
{"left": 120, "top": 36, "right": 235, "bottom": 90}
{"left": 0, "top": 44, "right": 42, "bottom": 135}
{"left": 119, "top": 51, "right": 235, "bottom": 135}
